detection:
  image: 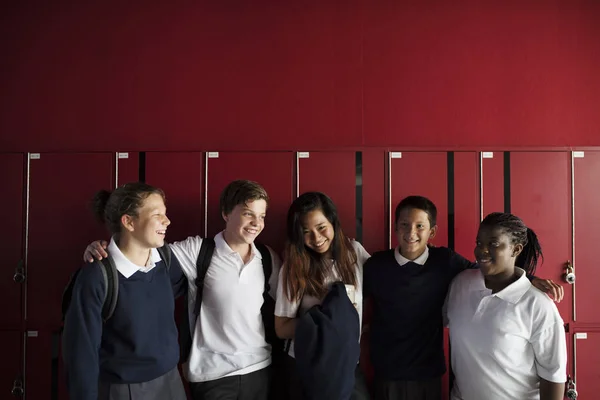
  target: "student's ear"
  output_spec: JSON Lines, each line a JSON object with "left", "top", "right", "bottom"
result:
{"left": 512, "top": 243, "right": 523, "bottom": 258}
{"left": 121, "top": 214, "right": 135, "bottom": 232}
{"left": 429, "top": 225, "right": 438, "bottom": 239}
{"left": 221, "top": 211, "right": 229, "bottom": 223}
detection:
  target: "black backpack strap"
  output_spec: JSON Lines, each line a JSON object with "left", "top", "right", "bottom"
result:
{"left": 100, "top": 256, "right": 119, "bottom": 322}
{"left": 193, "top": 238, "right": 215, "bottom": 317}
{"left": 157, "top": 244, "right": 171, "bottom": 270}
{"left": 255, "top": 243, "right": 272, "bottom": 294}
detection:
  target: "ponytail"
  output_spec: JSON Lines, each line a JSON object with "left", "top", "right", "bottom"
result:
{"left": 92, "top": 189, "right": 112, "bottom": 224}
{"left": 516, "top": 228, "right": 543, "bottom": 275}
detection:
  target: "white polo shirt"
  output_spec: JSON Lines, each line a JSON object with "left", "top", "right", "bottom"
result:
{"left": 274, "top": 240, "right": 370, "bottom": 358}
{"left": 169, "top": 232, "right": 280, "bottom": 382}
{"left": 446, "top": 268, "right": 566, "bottom": 400}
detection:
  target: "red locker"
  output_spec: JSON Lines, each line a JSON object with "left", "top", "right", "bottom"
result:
{"left": 389, "top": 151, "right": 450, "bottom": 399}
{"left": 298, "top": 151, "right": 356, "bottom": 239}
{"left": 574, "top": 332, "right": 600, "bottom": 399}
{"left": 25, "top": 330, "right": 68, "bottom": 400}
{"left": 362, "top": 150, "right": 386, "bottom": 254}
{"left": 0, "top": 153, "right": 25, "bottom": 330}
{"left": 573, "top": 150, "right": 600, "bottom": 324}
{"left": 509, "top": 152, "right": 573, "bottom": 322}
{"left": 145, "top": 152, "right": 204, "bottom": 242}
{"left": 26, "top": 153, "right": 113, "bottom": 330}
{"left": 389, "top": 152, "right": 448, "bottom": 248}
{"left": 0, "top": 331, "right": 23, "bottom": 399}
{"left": 453, "top": 152, "right": 479, "bottom": 259}
{"left": 480, "top": 152, "right": 504, "bottom": 216}
{"left": 205, "top": 152, "right": 294, "bottom": 255}
{"left": 115, "top": 152, "right": 140, "bottom": 186}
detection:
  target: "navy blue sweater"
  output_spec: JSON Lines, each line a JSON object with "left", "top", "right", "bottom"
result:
{"left": 63, "top": 253, "right": 187, "bottom": 400}
{"left": 363, "top": 247, "right": 474, "bottom": 381}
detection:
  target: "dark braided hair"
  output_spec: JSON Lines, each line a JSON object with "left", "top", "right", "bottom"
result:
{"left": 480, "top": 212, "right": 543, "bottom": 275}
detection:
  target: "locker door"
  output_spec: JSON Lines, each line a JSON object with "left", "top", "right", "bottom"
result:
{"left": 480, "top": 152, "right": 504, "bottom": 216}
{"left": 389, "top": 151, "right": 450, "bottom": 400}
{"left": 298, "top": 152, "right": 357, "bottom": 239}
{"left": 116, "top": 152, "right": 140, "bottom": 186}
{"left": 389, "top": 152, "right": 448, "bottom": 248}
{"left": 573, "top": 151, "right": 600, "bottom": 323}
{"left": 206, "top": 152, "right": 294, "bottom": 255}
{"left": 362, "top": 150, "right": 386, "bottom": 254}
{"left": 25, "top": 330, "right": 68, "bottom": 400}
{"left": 510, "top": 152, "right": 572, "bottom": 322}
{"left": 26, "top": 153, "right": 113, "bottom": 330}
{"left": 0, "top": 331, "right": 23, "bottom": 399}
{"left": 0, "top": 153, "right": 25, "bottom": 330}
{"left": 453, "top": 152, "right": 480, "bottom": 259}
{"left": 145, "top": 152, "right": 204, "bottom": 241}
{"left": 574, "top": 332, "right": 600, "bottom": 399}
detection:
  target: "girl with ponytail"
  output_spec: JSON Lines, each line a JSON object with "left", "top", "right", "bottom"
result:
{"left": 445, "top": 212, "right": 567, "bottom": 400}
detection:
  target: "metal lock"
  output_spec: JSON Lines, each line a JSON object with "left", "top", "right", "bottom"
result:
{"left": 13, "top": 260, "right": 25, "bottom": 284}
{"left": 564, "top": 261, "right": 576, "bottom": 284}
{"left": 11, "top": 378, "right": 24, "bottom": 397}
{"left": 566, "top": 376, "right": 578, "bottom": 399}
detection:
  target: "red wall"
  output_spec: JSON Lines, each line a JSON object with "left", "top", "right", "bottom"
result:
{"left": 1, "top": 0, "right": 600, "bottom": 152}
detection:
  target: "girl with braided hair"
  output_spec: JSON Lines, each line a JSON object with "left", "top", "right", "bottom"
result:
{"left": 445, "top": 212, "right": 567, "bottom": 400}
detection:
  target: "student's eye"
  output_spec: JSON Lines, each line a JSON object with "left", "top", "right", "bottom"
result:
{"left": 260, "top": 215, "right": 265, "bottom": 220}
{"left": 318, "top": 225, "right": 326, "bottom": 231}
{"left": 491, "top": 242, "right": 500, "bottom": 247}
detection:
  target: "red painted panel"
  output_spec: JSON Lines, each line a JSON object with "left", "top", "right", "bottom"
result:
{"left": 574, "top": 332, "right": 600, "bottom": 400}
{"left": 481, "top": 152, "right": 504, "bottom": 217}
{"left": 116, "top": 152, "right": 139, "bottom": 186}
{"left": 510, "top": 152, "right": 572, "bottom": 321}
{"left": 298, "top": 152, "right": 356, "bottom": 239}
{"left": 0, "top": 330, "right": 22, "bottom": 399}
{"left": 390, "top": 152, "right": 448, "bottom": 248}
{"left": 453, "top": 152, "right": 479, "bottom": 260}
{"left": 362, "top": 150, "right": 386, "bottom": 254}
{"left": 25, "top": 330, "right": 68, "bottom": 400}
{"left": 145, "top": 152, "right": 204, "bottom": 242}
{"left": 0, "top": 154, "right": 24, "bottom": 330}
{"left": 27, "top": 153, "right": 113, "bottom": 330}
{"left": 573, "top": 151, "right": 600, "bottom": 324}
{"left": 206, "top": 152, "right": 294, "bottom": 256}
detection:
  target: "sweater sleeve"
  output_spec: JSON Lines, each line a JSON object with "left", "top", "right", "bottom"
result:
{"left": 62, "top": 264, "right": 105, "bottom": 400}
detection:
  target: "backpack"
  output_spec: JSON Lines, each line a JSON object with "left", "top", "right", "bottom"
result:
{"left": 179, "top": 238, "right": 285, "bottom": 399}
{"left": 61, "top": 244, "right": 172, "bottom": 323}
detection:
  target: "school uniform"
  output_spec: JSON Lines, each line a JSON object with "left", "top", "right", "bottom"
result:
{"left": 363, "top": 246, "right": 474, "bottom": 400}
{"left": 169, "top": 232, "right": 281, "bottom": 400}
{"left": 446, "top": 268, "right": 567, "bottom": 400}
{"left": 275, "top": 240, "right": 371, "bottom": 400}
{"left": 62, "top": 238, "right": 188, "bottom": 400}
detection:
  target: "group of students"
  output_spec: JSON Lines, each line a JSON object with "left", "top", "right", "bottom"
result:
{"left": 62, "top": 179, "right": 567, "bottom": 400}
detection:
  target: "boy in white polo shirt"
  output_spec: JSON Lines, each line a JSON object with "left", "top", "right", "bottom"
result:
{"left": 446, "top": 212, "right": 566, "bottom": 400}
{"left": 84, "top": 180, "right": 281, "bottom": 400}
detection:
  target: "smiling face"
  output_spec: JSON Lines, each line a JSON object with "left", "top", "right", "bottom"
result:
{"left": 223, "top": 199, "right": 267, "bottom": 247}
{"left": 301, "top": 209, "right": 335, "bottom": 257}
{"left": 474, "top": 225, "right": 523, "bottom": 277}
{"left": 123, "top": 192, "right": 170, "bottom": 248}
{"left": 395, "top": 207, "right": 437, "bottom": 260}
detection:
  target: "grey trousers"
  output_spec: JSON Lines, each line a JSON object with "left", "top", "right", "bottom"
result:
{"left": 374, "top": 376, "right": 441, "bottom": 400}
{"left": 98, "top": 367, "right": 187, "bottom": 400}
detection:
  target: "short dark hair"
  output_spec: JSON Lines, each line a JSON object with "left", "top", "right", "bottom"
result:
{"left": 394, "top": 195, "right": 437, "bottom": 227}
{"left": 92, "top": 182, "right": 165, "bottom": 235}
{"left": 219, "top": 180, "right": 269, "bottom": 216}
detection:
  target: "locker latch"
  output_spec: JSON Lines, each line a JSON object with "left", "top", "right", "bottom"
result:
{"left": 13, "top": 260, "right": 25, "bottom": 284}
{"left": 565, "top": 376, "right": 578, "bottom": 399}
{"left": 563, "top": 261, "right": 575, "bottom": 285}
{"left": 11, "top": 377, "right": 24, "bottom": 397}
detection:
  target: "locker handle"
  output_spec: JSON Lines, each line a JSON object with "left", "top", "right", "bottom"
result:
{"left": 563, "top": 261, "right": 575, "bottom": 285}
{"left": 13, "top": 260, "right": 25, "bottom": 284}
{"left": 11, "top": 376, "right": 24, "bottom": 397}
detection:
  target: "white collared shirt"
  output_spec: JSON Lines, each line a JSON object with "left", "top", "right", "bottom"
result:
{"left": 107, "top": 237, "right": 162, "bottom": 278}
{"left": 394, "top": 245, "right": 429, "bottom": 266}
{"left": 169, "top": 232, "right": 280, "bottom": 382}
{"left": 447, "top": 268, "right": 567, "bottom": 400}
{"left": 274, "top": 240, "right": 371, "bottom": 358}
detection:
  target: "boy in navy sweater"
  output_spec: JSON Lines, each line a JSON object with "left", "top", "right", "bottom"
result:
{"left": 363, "top": 196, "right": 563, "bottom": 400}
{"left": 63, "top": 183, "right": 187, "bottom": 400}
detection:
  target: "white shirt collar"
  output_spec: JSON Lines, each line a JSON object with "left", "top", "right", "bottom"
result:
{"left": 108, "top": 237, "right": 162, "bottom": 279}
{"left": 214, "top": 231, "right": 262, "bottom": 261}
{"left": 394, "top": 246, "right": 429, "bottom": 266}
{"left": 473, "top": 267, "right": 531, "bottom": 304}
